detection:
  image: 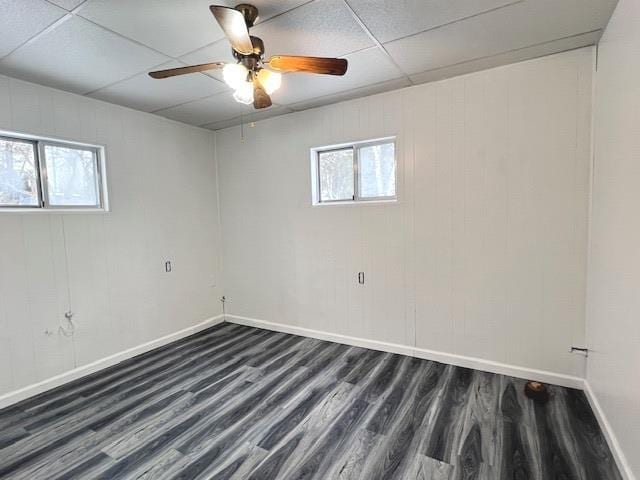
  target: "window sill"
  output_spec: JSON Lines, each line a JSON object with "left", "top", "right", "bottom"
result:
{"left": 0, "top": 208, "right": 109, "bottom": 214}
{"left": 312, "top": 198, "right": 398, "bottom": 207}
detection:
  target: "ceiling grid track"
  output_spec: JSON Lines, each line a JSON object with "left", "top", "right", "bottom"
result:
{"left": 412, "top": 29, "right": 604, "bottom": 80}
{"left": 1, "top": 0, "right": 94, "bottom": 63}
{"left": 341, "top": 0, "right": 414, "bottom": 85}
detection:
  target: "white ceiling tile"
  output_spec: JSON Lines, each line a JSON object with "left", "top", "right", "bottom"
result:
{"left": 250, "top": 0, "right": 374, "bottom": 59}
{"left": 201, "top": 105, "right": 293, "bottom": 130}
{"left": 179, "top": 39, "right": 236, "bottom": 82}
{"left": 270, "top": 47, "right": 404, "bottom": 105}
{"left": 88, "top": 61, "right": 227, "bottom": 112}
{"left": 78, "top": 0, "right": 224, "bottom": 58}
{"left": 287, "top": 77, "right": 411, "bottom": 111}
{"left": 384, "top": 0, "right": 616, "bottom": 75}
{"left": 48, "top": 0, "right": 88, "bottom": 10}
{"left": 0, "top": 0, "right": 67, "bottom": 58}
{"left": 409, "top": 31, "right": 601, "bottom": 85}
{"left": 0, "top": 16, "right": 169, "bottom": 95}
{"left": 77, "top": 0, "right": 310, "bottom": 58}
{"left": 180, "top": 38, "right": 235, "bottom": 66}
{"left": 155, "top": 91, "right": 254, "bottom": 126}
{"left": 346, "top": 0, "right": 519, "bottom": 43}
{"left": 245, "top": 105, "right": 294, "bottom": 122}
{"left": 201, "top": 117, "right": 244, "bottom": 131}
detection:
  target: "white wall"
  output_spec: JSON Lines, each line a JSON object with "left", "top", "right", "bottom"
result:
{"left": 587, "top": 0, "right": 640, "bottom": 476}
{"left": 216, "top": 48, "right": 594, "bottom": 378}
{"left": 0, "top": 76, "right": 223, "bottom": 396}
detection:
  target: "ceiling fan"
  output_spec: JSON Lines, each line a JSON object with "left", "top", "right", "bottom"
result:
{"left": 149, "top": 4, "right": 348, "bottom": 109}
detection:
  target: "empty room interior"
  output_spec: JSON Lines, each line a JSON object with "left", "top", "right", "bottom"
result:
{"left": 1, "top": 0, "right": 639, "bottom": 478}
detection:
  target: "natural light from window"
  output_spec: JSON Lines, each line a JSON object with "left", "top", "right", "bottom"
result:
{"left": 312, "top": 138, "right": 396, "bottom": 205}
{"left": 358, "top": 142, "right": 396, "bottom": 199}
{"left": 318, "top": 148, "right": 355, "bottom": 202}
{"left": 43, "top": 145, "right": 99, "bottom": 206}
{"left": 0, "top": 132, "right": 106, "bottom": 211}
{"left": 0, "top": 138, "right": 39, "bottom": 207}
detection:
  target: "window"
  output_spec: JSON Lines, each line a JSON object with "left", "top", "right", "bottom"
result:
{"left": 0, "top": 137, "right": 39, "bottom": 207}
{"left": 0, "top": 132, "right": 106, "bottom": 210}
{"left": 318, "top": 148, "right": 354, "bottom": 202}
{"left": 312, "top": 138, "right": 396, "bottom": 204}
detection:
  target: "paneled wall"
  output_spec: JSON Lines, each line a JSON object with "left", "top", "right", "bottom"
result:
{"left": 0, "top": 76, "right": 223, "bottom": 395}
{"left": 216, "top": 48, "right": 593, "bottom": 378}
{"left": 587, "top": 0, "right": 640, "bottom": 475}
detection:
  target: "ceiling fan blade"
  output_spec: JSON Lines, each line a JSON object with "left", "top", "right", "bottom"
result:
{"left": 253, "top": 80, "right": 272, "bottom": 109}
{"left": 267, "top": 56, "right": 348, "bottom": 75}
{"left": 149, "top": 62, "right": 225, "bottom": 79}
{"left": 210, "top": 5, "right": 254, "bottom": 55}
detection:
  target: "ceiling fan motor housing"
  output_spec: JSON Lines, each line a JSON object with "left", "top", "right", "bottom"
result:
{"left": 232, "top": 36, "right": 264, "bottom": 74}
{"left": 236, "top": 3, "right": 259, "bottom": 27}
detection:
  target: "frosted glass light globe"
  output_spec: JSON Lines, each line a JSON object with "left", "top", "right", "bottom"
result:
{"left": 233, "top": 81, "right": 254, "bottom": 105}
{"left": 257, "top": 69, "right": 282, "bottom": 95}
{"left": 223, "top": 63, "right": 249, "bottom": 89}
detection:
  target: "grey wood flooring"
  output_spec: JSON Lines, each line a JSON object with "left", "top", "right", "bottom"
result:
{"left": 0, "top": 322, "right": 622, "bottom": 479}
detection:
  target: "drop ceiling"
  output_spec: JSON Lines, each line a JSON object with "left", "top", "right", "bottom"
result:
{"left": 0, "top": 0, "right": 617, "bottom": 130}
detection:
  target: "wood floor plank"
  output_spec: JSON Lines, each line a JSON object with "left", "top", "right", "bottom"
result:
{"left": 561, "top": 388, "right": 623, "bottom": 480}
{"left": 404, "top": 454, "right": 453, "bottom": 480}
{"left": 359, "top": 361, "right": 447, "bottom": 480}
{"left": 421, "top": 366, "right": 475, "bottom": 463}
{"left": 0, "top": 328, "right": 273, "bottom": 473}
{"left": 0, "top": 323, "right": 623, "bottom": 480}
{"left": 248, "top": 382, "right": 361, "bottom": 479}
{"left": 158, "top": 344, "right": 353, "bottom": 479}
{"left": 17, "top": 323, "right": 243, "bottom": 414}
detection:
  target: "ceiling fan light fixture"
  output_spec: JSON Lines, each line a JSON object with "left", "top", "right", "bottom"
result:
{"left": 223, "top": 63, "right": 249, "bottom": 89}
{"left": 148, "top": 5, "right": 350, "bottom": 111}
{"left": 233, "top": 81, "right": 254, "bottom": 105}
{"left": 257, "top": 68, "right": 281, "bottom": 95}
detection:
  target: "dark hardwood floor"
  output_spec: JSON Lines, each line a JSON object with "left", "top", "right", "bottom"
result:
{"left": 0, "top": 322, "right": 622, "bottom": 479}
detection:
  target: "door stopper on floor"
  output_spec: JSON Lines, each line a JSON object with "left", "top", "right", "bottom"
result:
{"left": 524, "top": 381, "right": 550, "bottom": 404}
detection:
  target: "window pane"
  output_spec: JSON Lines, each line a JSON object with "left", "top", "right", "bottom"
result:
{"left": 0, "top": 138, "right": 39, "bottom": 206}
{"left": 358, "top": 142, "right": 396, "bottom": 198}
{"left": 43, "top": 145, "right": 99, "bottom": 206}
{"left": 318, "top": 148, "right": 354, "bottom": 202}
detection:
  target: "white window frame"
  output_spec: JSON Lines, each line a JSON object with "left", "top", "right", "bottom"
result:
{"left": 311, "top": 136, "right": 397, "bottom": 206}
{"left": 0, "top": 130, "right": 108, "bottom": 213}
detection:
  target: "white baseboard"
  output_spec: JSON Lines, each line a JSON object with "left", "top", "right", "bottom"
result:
{"left": 226, "top": 314, "right": 585, "bottom": 389}
{"left": 229, "top": 314, "right": 636, "bottom": 478}
{"left": 0, "top": 315, "right": 224, "bottom": 410}
{"left": 583, "top": 381, "right": 636, "bottom": 480}
{"left": 2, "top": 312, "right": 631, "bottom": 479}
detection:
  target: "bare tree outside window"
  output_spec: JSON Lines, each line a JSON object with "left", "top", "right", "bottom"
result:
{"left": 43, "top": 145, "right": 99, "bottom": 206}
{"left": 0, "top": 138, "right": 39, "bottom": 206}
{"left": 318, "top": 148, "right": 354, "bottom": 202}
{"left": 0, "top": 133, "right": 105, "bottom": 210}
{"left": 358, "top": 143, "right": 396, "bottom": 198}
{"left": 313, "top": 138, "right": 396, "bottom": 204}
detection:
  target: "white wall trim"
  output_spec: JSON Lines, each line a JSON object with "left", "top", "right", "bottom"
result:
{"left": 225, "top": 314, "right": 584, "bottom": 389}
{"left": 0, "top": 315, "right": 224, "bottom": 410}
{"left": 583, "top": 381, "right": 636, "bottom": 480}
